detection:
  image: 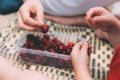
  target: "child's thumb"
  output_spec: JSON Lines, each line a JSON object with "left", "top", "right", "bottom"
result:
{"left": 81, "top": 42, "right": 88, "bottom": 54}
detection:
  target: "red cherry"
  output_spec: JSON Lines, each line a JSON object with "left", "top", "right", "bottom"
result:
{"left": 27, "top": 41, "right": 34, "bottom": 47}
{"left": 34, "top": 55, "right": 40, "bottom": 60}
{"left": 53, "top": 38, "right": 61, "bottom": 46}
{"left": 43, "top": 34, "right": 49, "bottom": 40}
{"left": 41, "top": 46, "right": 47, "bottom": 51}
{"left": 49, "top": 48, "right": 56, "bottom": 53}
{"left": 65, "top": 47, "right": 72, "bottom": 55}
{"left": 34, "top": 47, "right": 40, "bottom": 50}
{"left": 41, "top": 25, "right": 49, "bottom": 33}
{"left": 51, "top": 42, "right": 56, "bottom": 48}
{"left": 88, "top": 46, "right": 92, "bottom": 55}
{"left": 20, "top": 52, "right": 26, "bottom": 57}
{"left": 57, "top": 44, "right": 64, "bottom": 53}
{"left": 56, "top": 41, "right": 61, "bottom": 46}
{"left": 50, "top": 42, "right": 57, "bottom": 51}
{"left": 41, "top": 38, "right": 47, "bottom": 43}
{"left": 53, "top": 38, "right": 59, "bottom": 42}
{"left": 67, "top": 42, "right": 74, "bottom": 48}
{"left": 45, "top": 40, "right": 51, "bottom": 48}
{"left": 62, "top": 51, "right": 66, "bottom": 54}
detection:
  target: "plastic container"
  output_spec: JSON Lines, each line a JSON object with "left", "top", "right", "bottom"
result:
{"left": 16, "top": 31, "right": 85, "bottom": 68}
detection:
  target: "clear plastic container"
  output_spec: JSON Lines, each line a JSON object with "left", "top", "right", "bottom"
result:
{"left": 16, "top": 31, "right": 85, "bottom": 68}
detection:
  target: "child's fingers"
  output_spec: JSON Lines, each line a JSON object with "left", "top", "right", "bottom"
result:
{"left": 87, "top": 42, "right": 92, "bottom": 55}
{"left": 71, "top": 41, "right": 92, "bottom": 57}
{"left": 86, "top": 7, "right": 100, "bottom": 21}
{"left": 88, "top": 43, "right": 92, "bottom": 48}
{"left": 72, "top": 42, "right": 84, "bottom": 51}
{"left": 86, "top": 18, "right": 93, "bottom": 28}
{"left": 86, "top": 7, "right": 106, "bottom": 27}
{"left": 86, "top": 12, "right": 96, "bottom": 28}
{"left": 93, "top": 16, "right": 105, "bottom": 24}
{"left": 80, "top": 42, "right": 92, "bottom": 56}
{"left": 88, "top": 48, "right": 92, "bottom": 55}
{"left": 70, "top": 41, "right": 85, "bottom": 58}
{"left": 71, "top": 42, "right": 82, "bottom": 56}
{"left": 80, "top": 42, "right": 88, "bottom": 55}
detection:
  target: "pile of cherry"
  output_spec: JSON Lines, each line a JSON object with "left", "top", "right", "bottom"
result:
{"left": 19, "top": 25, "right": 75, "bottom": 68}
{"left": 22, "top": 32, "right": 74, "bottom": 55}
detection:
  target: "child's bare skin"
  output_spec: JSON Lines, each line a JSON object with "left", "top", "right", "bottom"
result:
{"left": 71, "top": 7, "right": 120, "bottom": 80}
{"left": 71, "top": 41, "right": 92, "bottom": 80}
{"left": 95, "top": 29, "right": 109, "bottom": 40}
{"left": 0, "top": 56, "right": 51, "bottom": 80}
{"left": 86, "top": 7, "right": 120, "bottom": 48}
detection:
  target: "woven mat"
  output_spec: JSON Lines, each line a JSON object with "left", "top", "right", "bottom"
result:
{"left": 0, "top": 13, "right": 114, "bottom": 80}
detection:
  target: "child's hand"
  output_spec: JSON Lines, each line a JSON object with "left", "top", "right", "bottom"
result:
{"left": 86, "top": 7, "right": 119, "bottom": 32}
{"left": 0, "top": 56, "right": 51, "bottom": 80}
{"left": 70, "top": 41, "right": 92, "bottom": 80}
{"left": 70, "top": 41, "right": 92, "bottom": 70}
{"left": 17, "top": 70, "right": 51, "bottom": 80}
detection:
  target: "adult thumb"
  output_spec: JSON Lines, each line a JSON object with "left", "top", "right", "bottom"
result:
{"left": 36, "top": 8, "right": 44, "bottom": 25}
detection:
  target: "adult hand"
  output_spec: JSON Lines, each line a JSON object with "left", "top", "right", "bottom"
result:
{"left": 17, "top": 0, "right": 44, "bottom": 31}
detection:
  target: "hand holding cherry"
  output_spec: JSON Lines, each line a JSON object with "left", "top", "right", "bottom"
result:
{"left": 71, "top": 41, "right": 92, "bottom": 69}
{"left": 40, "top": 25, "right": 49, "bottom": 33}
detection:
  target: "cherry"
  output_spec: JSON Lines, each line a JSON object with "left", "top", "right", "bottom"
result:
{"left": 45, "top": 40, "right": 51, "bottom": 48}
{"left": 22, "top": 34, "right": 76, "bottom": 65}
{"left": 41, "top": 38, "right": 47, "bottom": 43}
{"left": 51, "top": 42, "right": 56, "bottom": 48}
{"left": 50, "top": 42, "right": 57, "bottom": 51}
{"left": 34, "top": 55, "right": 40, "bottom": 60}
{"left": 43, "top": 34, "right": 49, "bottom": 40}
{"left": 27, "top": 41, "right": 34, "bottom": 47}
{"left": 53, "top": 38, "right": 61, "bottom": 46}
{"left": 57, "top": 44, "right": 65, "bottom": 53}
{"left": 67, "top": 42, "right": 74, "bottom": 48}
{"left": 53, "top": 38, "right": 59, "bottom": 42}
{"left": 41, "top": 25, "right": 49, "bottom": 33}
{"left": 33, "top": 46, "right": 40, "bottom": 50}
{"left": 65, "top": 47, "right": 72, "bottom": 55}
{"left": 49, "top": 48, "right": 56, "bottom": 53}
{"left": 41, "top": 46, "right": 47, "bottom": 51}
{"left": 20, "top": 52, "right": 26, "bottom": 57}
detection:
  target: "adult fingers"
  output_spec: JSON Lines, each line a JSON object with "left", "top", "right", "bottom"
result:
{"left": 17, "top": 12, "right": 39, "bottom": 31}
{"left": 19, "top": 7, "right": 41, "bottom": 27}
{"left": 36, "top": 7, "right": 44, "bottom": 25}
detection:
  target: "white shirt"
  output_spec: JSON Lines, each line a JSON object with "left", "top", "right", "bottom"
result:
{"left": 41, "top": 0, "right": 117, "bottom": 16}
{"left": 111, "top": 1, "right": 120, "bottom": 15}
